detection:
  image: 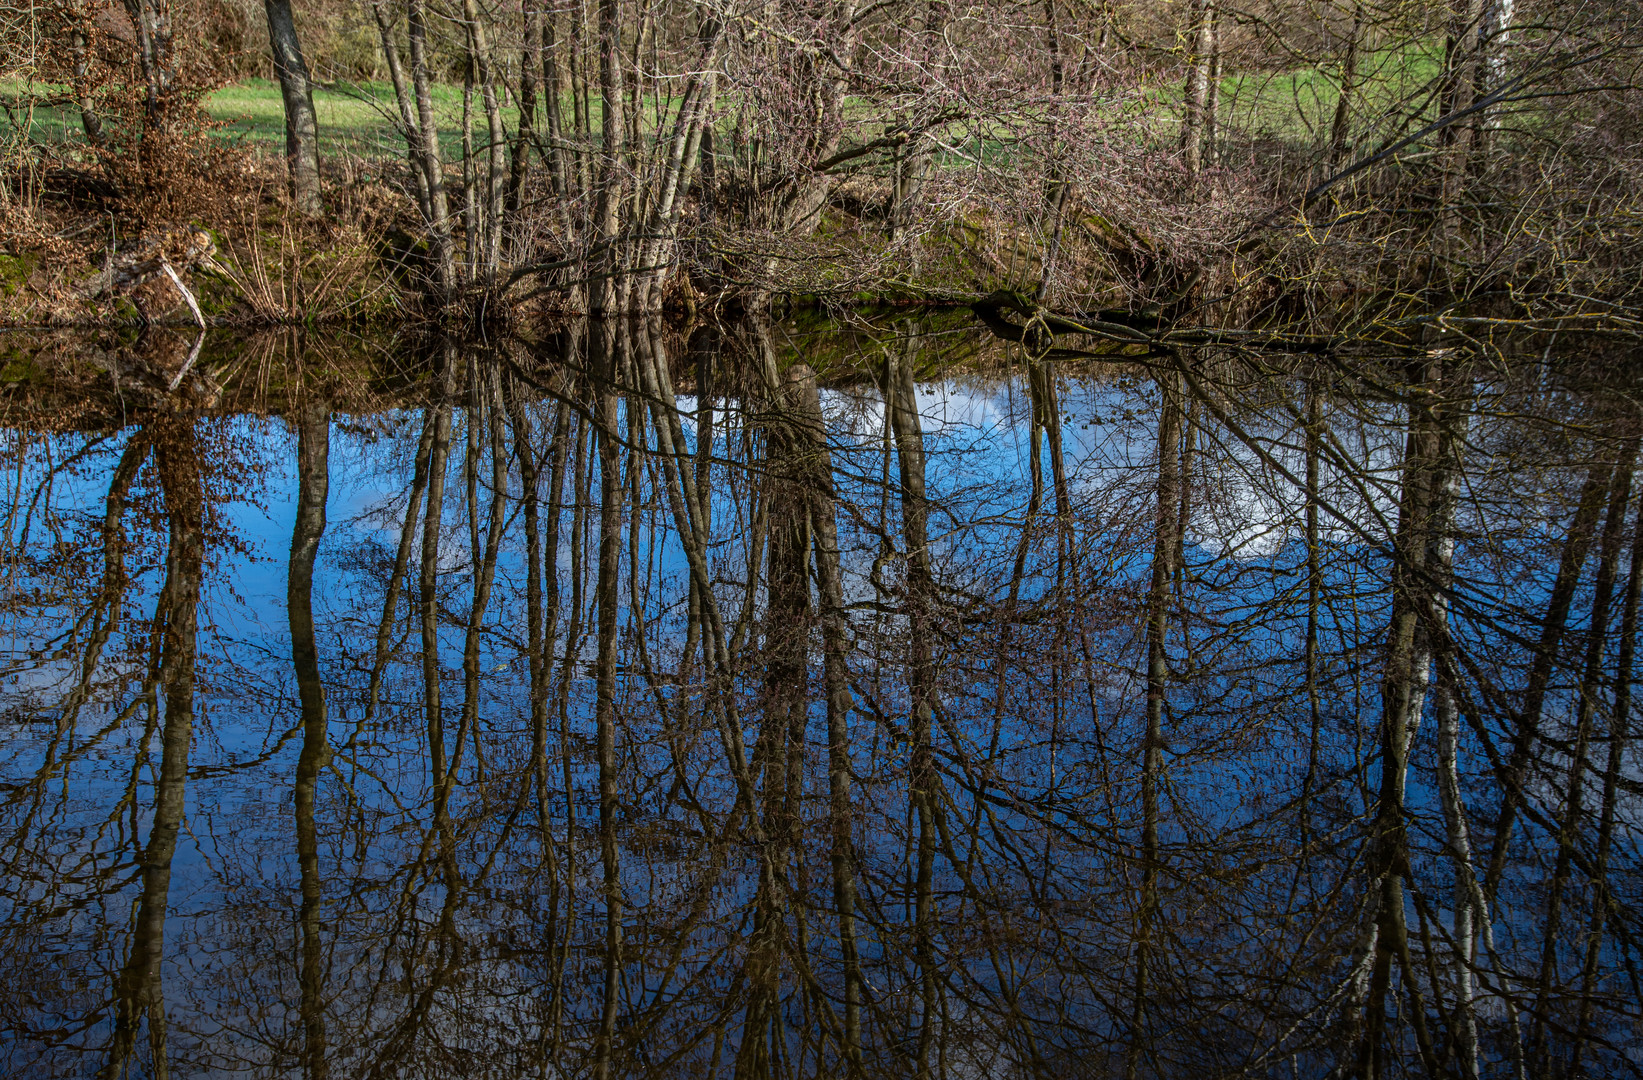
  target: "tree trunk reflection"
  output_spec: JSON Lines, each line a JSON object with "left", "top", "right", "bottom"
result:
{"left": 3, "top": 319, "right": 1642, "bottom": 1079}
{"left": 289, "top": 394, "right": 331, "bottom": 1080}
{"left": 100, "top": 413, "right": 203, "bottom": 1080}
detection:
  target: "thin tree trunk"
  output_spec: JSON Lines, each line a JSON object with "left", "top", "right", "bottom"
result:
{"left": 571, "top": 0, "right": 593, "bottom": 200}
{"left": 540, "top": 8, "right": 570, "bottom": 202}
{"left": 1328, "top": 3, "right": 1363, "bottom": 168}
{"left": 459, "top": 0, "right": 508, "bottom": 275}
{"left": 263, "top": 0, "right": 322, "bottom": 215}
{"left": 406, "top": 0, "right": 457, "bottom": 293}
{"left": 680, "top": 327, "right": 717, "bottom": 683}
{"left": 1476, "top": 0, "right": 1515, "bottom": 145}
{"left": 509, "top": 388, "right": 571, "bottom": 1064}
{"left": 368, "top": 0, "right": 432, "bottom": 219}
{"left": 1437, "top": 0, "right": 1482, "bottom": 207}
{"left": 121, "top": 0, "right": 176, "bottom": 139}
{"left": 1035, "top": 0, "right": 1068, "bottom": 301}
{"left": 53, "top": 436, "right": 148, "bottom": 737}
{"left": 70, "top": 30, "right": 106, "bottom": 146}
{"left": 461, "top": 69, "right": 479, "bottom": 281}
{"left": 591, "top": 0, "right": 627, "bottom": 313}
{"left": 1180, "top": 0, "right": 1214, "bottom": 177}
{"left": 634, "top": 14, "right": 723, "bottom": 310}
{"left": 1202, "top": 7, "right": 1220, "bottom": 165}
{"left": 506, "top": 0, "right": 540, "bottom": 220}
{"left": 547, "top": 400, "right": 593, "bottom": 1071}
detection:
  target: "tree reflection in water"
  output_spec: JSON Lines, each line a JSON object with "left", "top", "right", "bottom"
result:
{"left": 1, "top": 318, "right": 1641, "bottom": 1078}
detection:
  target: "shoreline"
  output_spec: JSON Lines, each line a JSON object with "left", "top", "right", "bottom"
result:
{"left": 0, "top": 290, "right": 987, "bottom": 331}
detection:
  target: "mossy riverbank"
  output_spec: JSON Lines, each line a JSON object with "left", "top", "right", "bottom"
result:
{"left": 0, "top": 167, "right": 1148, "bottom": 330}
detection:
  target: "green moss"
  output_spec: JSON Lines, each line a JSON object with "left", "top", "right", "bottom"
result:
{"left": 195, "top": 274, "right": 241, "bottom": 317}
{"left": 0, "top": 358, "right": 41, "bottom": 383}
{"left": 0, "top": 253, "right": 39, "bottom": 297}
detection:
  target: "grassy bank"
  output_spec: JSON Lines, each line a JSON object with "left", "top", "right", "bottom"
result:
{"left": 0, "top": 39, "right": 1520, "bottom": 330}
{"left": 1, "top": 77, "right": 515, "bottom": 160}
{"left": 5, "top": 41, "right": 1448, "bottom": 161}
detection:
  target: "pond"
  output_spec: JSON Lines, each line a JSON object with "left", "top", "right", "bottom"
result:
{"left": 0, "top": 315, "right": 1637, "bottom": 1078}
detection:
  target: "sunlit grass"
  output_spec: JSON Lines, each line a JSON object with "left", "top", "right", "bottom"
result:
{"left": 207, "top": 77, "right": 527, "bottom": 158}
{"left": 2, "top": 40, "right": 1450, "bottom": 173}
{"left": 0, "top": 76, "right": 517, "bottom": 161}
{"left": 1216, "top": 41, "right": 1447, "bottom": 142}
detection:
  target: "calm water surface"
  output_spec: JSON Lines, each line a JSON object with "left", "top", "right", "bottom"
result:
{"left": 0, "top": 317, "right": 1636, "bottom": 1078}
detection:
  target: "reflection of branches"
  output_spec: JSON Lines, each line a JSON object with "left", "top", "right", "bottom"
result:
{"left": 7, "top": 311, "right": 1643, "bottom": 1077}
{"left": 101, "top": 413, "right": 203, "bottom": 1080}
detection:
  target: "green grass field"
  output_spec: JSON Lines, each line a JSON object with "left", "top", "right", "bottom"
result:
{"left": 3, "top": 43, "right": 1447, "bottom": 169}
{"left": 1, "top": 76, "right": 516, "bottom": 161}
{"left": 208, "top": 77, "right": 523, "bottom": 157}
{"left": 1215, "top": 43, "right": 1446, "bottom": 142}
